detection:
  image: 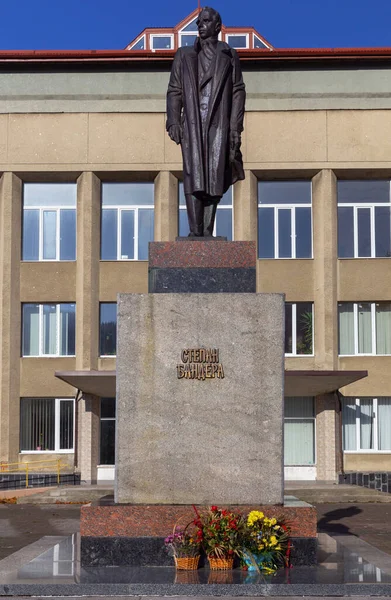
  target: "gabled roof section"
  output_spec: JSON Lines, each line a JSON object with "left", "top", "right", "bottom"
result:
{"left": 125, "top": 9, "right": 274, "bottom": 52}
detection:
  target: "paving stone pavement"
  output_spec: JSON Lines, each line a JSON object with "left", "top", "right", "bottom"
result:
{"left": 0, "top": 504, "right": 80, "bottom": 560}
{"left": 1, "top": 502, "right": 391, "bottom": 561}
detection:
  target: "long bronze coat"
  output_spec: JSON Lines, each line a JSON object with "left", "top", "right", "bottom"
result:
{"left": 166, "top": 40, "right": 246, "bottom": 198}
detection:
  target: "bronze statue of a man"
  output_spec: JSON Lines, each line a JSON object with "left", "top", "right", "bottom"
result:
{"left": 166, "top": 7, "right": 246, "bottom": 237}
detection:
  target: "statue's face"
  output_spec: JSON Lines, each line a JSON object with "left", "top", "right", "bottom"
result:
{"left": 197, "top": 10, "right": 218, "bottom": 40}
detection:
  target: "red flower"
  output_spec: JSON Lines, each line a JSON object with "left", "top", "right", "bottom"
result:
{"left": 221, "top": 509, "right": 228, "bottom": 516}
{"left": 211, "top": 505, "right": 218, "bottom": 511}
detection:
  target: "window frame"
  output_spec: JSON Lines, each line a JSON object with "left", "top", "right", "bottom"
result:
{"left": 337, "top": 181, "right": 391, "bottom": 259}
{"left": 99, "top": 302, "right": 117, "bottom": 357}
{"left": 150, "top": 33, "right": 174, "bottom": 50}
{"left": 254, "top": 33, "right": 267, "bottom": 49}
{"left": 100, "top": 183, "right": 154, "bottom": 261}
{"left": 99, "top": 397, "right": 116, "bottom": 466}
{"left": 22, "top": 185, "right": 77, "bottom": 262}
{"left": 284, "top": 397, "right": 316, "bottom": 466}
{"left": 338, "top": 301, "right": 391, "bottom": 356}
{"left": 129, "top": 35, "right": 145, "bottom": 50}
{"left": 342, "top": 397, "right": 391, "bottom": 453}
{"left": 20, "top": 397, "right": 75, "bottom": 454}
{"left": 178, "top": 183, "right": 234, "bottom": 239}
{"left": 258, "top": 181, "right": 313, "bottom": 259}
{"left": 285, "top": 302, "right": 314, "bottom": 357}
{"left": 226, "top": 33, "right": 249, "bottom": 48}
{"left": 22, "top": 303, "right": 76, "bottom": 358}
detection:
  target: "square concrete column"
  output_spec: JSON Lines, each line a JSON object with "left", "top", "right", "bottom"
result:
{"left": 77, "top": 394, "right": 100, "bottom": 484}
{"left": 154, "top": 171, "right": 178, "bottom": 241}
{"left": 316, "top": 393, "right": 339, "bottom": 481}
{"left": 312, "top": 170, "right": 338, "bottom": 370}
{"left": 233, "top": 170, "right": 258, "bottom": 241}
{"left": 76, "top": 172, "right": 101, "bottom": 370}
{"left": 0, "top": 173, "right": 22, "bottom": 463}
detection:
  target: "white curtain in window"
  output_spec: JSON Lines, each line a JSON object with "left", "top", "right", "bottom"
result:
{"left": 285, "top": 396, "right": 314, "bottom": 418}
{"left": 43, "top": 305, "right": 57, "bottom": 354}
{"left": 338, "top": 304, "right": 354, "bottom": 354}
{"left": 342, "top": 399, "right": 357, "bottom": 451}
{"left": 284, "top": 419, "right": 315, "bottom": 465}
{"left": 358, "top": 303, "right": 372, "bottom": 353}
{"left": 360, "top": 399, "right": 374, "bottom": 449}
{"left": 43, "top": 210, "right": 56, "bottom": 260}
{"left": 24, "top": 305, "right": 39, "bottom": 356}
{"left": 376, "top": 303, "right": 391, "bottom": 355}
{"left": 378, "top": 398, "right": 391, "bottom": 450}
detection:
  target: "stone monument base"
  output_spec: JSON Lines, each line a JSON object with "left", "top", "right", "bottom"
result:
{"left": 80, "top": 498, "right": 318, "bottom": 567}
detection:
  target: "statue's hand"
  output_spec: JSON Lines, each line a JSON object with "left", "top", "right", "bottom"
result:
{"left": 168, "top": 124, "right": 182, "bottom": 145}
{"left": 229, "top": 131, "right": 241, "bottom": 161}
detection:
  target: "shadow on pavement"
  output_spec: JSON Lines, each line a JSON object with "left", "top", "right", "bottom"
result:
{"left": 318, "top": 506, "right": 362, "bottom": 535}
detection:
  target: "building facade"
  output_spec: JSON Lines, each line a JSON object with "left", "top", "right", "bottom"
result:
{"left": 1, "top": 13, "right": 391, "bottom": 483}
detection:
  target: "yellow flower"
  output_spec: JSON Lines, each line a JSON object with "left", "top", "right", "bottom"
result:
{"left": 270, "top": 518, "right": 277, "bottom": 526}
{"left": 269, "top": 535, "right": 278, "bottom": 546}
{"left": 247, "top": 510, "right": 264, "bottom": 526}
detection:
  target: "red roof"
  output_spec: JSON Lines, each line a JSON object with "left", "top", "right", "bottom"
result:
{"left": 0, "top": 46, "right": 391, "bottom": 64}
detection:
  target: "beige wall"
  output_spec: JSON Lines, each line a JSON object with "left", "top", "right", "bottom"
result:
{"left": 344, "top": 453, "right": 391, "bottom": 471}
{"left": 0, "top": 107, "right": 390, "bottom": 478}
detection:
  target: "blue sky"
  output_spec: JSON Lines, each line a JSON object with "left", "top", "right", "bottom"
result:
{"left": 0, "top": 0, "right": 390, "bottom": 50}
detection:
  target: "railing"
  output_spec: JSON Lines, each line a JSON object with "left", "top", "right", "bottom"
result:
{"left": 0, "top": 458, "right": 69, "bottom": 488}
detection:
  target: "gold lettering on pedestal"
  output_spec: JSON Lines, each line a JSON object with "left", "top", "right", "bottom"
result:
{"left": 177, "top": 348, "right": 224, "bottom": 380}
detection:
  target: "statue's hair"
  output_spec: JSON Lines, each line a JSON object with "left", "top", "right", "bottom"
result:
{"left": 197, "top": 7, "right": 222, "bottom": 34}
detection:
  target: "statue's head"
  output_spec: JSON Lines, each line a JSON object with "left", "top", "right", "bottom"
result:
{"left": 197, "top": 7, "right": 222, "bottom": 40}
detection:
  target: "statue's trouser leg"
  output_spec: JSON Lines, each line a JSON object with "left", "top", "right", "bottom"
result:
{"left": 203, "top": 196, "right": 220, "bottom": 236}
{"left": 185, "top": 194, "right": 204, "bottom": 236}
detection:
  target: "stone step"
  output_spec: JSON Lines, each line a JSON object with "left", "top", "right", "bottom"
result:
{"left": 17, "top": 486, "right": 113, "bottom": 504}
{"left": 287, "top": 485, "right": 391, "bottom": 503}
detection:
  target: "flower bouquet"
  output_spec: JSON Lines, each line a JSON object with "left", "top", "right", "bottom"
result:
{"left": 242, "top": 510, "right": 290, "bottom": 574}
{"left": 195, "top": 505, "right": 245, "bottom": 570}
{"left": 164, "top": 523, "right": 201, "bottom": 570}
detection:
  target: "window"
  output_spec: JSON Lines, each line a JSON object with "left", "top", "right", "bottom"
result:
{"left": 20, "top": 398, "right": 74, "bottom": 452}
{"left": 258, "top": 181, "right": 312, "bottom": 259}
{"left": 22, "top": 303, "right": 75, "bottom": 357}
{"left": 101, "top": 183, "right": 154, "bottom": 261}
{"left": 226, "top": 34, "right": 248, "bottom": 49}
{"left": 254, "top": 34, "right": 267, "bottom": 49}
{"left": 178, "top": 183, "right": 233, "bottom": 239}
{"left": 150, "top": 35, "right": 173, "bottom": 50}
{"left": 179, "top": 16, "right": 198, "bottom": 47}
{"left": 180, "top": 34, "right": 197, "bottom": 47}
{"left": 100, "top": 303, "right": 117, "bottom": 356}
{"left": 342, "top": 397, "right": 391, "bottom": 451}
{"left": 22, "top": 183, "right": 76, "bottom": 261}
{"left": 338, "top": 181, "right": 391, "bottom": 258}
{"left": 181, "top": 17, "right": 198, "bottom": 32}
{"left": 284, "top": 397, "right": 315, "bottom": 465}
{"left": 285, "top": 302, "right": 313, "bottom": 355}
{"left": 338, "top": 302, "right": 391, "bottom": 355}
{"left": 100, "top": 398, "right": 116, "bottom": 465}
{"left": 130, "top": 36, "right": 145, "bottom": 50}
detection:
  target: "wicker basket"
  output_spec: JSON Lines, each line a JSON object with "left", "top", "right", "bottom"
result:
{"left": 174, "top": 555, "right": 200, "bottom": 570}
{"left": 208, "top": 556, "right": 234, "bottom": 570}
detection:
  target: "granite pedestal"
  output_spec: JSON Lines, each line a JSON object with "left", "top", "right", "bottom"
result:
{"left": 81, "top": 239, "right": 318, "bottom": 567}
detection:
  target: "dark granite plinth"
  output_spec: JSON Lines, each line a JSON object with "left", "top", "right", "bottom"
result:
{"left": 148, "top": 240, "right": 256, "bottom": 293}
{"left": 80, "top": 535, "right": 317, "bottom": 567}
{"left": 149, "top": 267, "right": 256, "bottom": 293}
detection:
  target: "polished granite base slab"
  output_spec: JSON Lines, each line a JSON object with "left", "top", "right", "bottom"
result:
{"left": 80, "top": 536, "right": 317, "bottom": 568}
{"left": 2, "top": 533, "right": 391, "bottom": 596}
